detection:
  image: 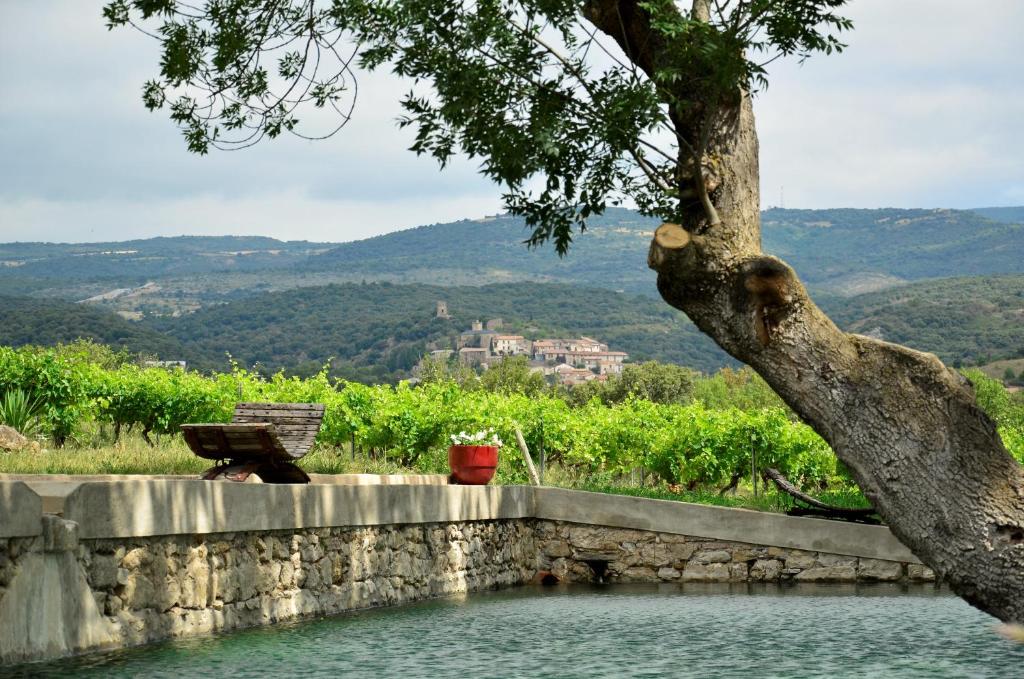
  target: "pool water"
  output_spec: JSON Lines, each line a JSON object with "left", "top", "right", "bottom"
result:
{"left": 9, "top": 584, "right": 1023, "bottom": 678}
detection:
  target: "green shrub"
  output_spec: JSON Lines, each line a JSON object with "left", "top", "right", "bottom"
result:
{"left": 690, "top": 367, "right": 787, "bottom": 411}
{"left": 8, "top": 342, "right": 1019, "bottom": 493}
{"left": 963, "top": 368, "right": 1024, "bottom": 429}
{"left": 0, "top": 345, "right": 97, "bottom": 445}
{"left": 1001, "top": 426, "right": 1024, "bottom": 465}
{"left": 0, "top": 388, "right": 44, "bottom": 438}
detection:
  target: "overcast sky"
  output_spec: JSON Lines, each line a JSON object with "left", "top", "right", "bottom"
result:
{"left": 1, "top": 1, "right": 1022, "bottom": 244}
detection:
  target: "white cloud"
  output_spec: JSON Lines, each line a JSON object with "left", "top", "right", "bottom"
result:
{"left": 0, "top": 0, "right": 1022, "bottom": 242}
{"left": 757, "top": 0, "right": 1024, "bottom": 209}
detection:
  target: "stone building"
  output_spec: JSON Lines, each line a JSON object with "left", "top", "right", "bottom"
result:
{"left": 492, "top": 335, "right": 529, "bottom": 356}
{"left": 457, "top": 322, "right": 497, "bottom": 350}
{"left": 142, "top": 360, "right": 187, "bottom": 370}
{"left": 562, "top": 351, "right": 628, "bottom": 375}
{"left": 533, "top": 339, "right": 622, "bottom": 366}
{"left": 458, "top": 347, "right": 489, "bottom": 365}
{"left": 553, "top": 363, "right": 604, "bottom": 386}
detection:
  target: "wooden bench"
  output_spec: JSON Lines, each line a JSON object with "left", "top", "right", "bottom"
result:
{"left": 181, "top": 402, "right": 325, "bottom": 484}
{"left": 763, "top": 467, "right": 880, "bottom": 524}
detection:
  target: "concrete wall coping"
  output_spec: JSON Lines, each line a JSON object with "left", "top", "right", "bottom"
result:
{"left": 0, "top": 482, "right": 42, "bottom": 538}
{"left": 1, "top": 478, "right": 920, "bottom": 563}
{"left": 61, "top": 481, "right": 533, "bottom": 539}
{"left": 1, "top": 474, "right": 449, "bottom": 515}
{"left": 533, "top": 487, "right": 921, "bottom": 564}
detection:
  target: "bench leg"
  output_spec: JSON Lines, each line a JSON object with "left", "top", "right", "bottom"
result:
{"left": 200, "top": 461, "right": 261, "bottom": 482}
{"left": 199, "top": 460, "right": 310, "bottom": 484}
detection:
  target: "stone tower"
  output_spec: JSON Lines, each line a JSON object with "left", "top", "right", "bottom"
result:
{"left": 436, "top": 301, "right": 451, "bottom": 319}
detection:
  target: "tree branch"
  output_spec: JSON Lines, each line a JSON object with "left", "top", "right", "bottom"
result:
{"left": 505, "top": 17, "right": 676, "bottom": 196}
{"left": 692, "top": 0, "right": 711, "bottom": 22}
{"left": 583, "top": 0, "right": 724, "bottom": 228}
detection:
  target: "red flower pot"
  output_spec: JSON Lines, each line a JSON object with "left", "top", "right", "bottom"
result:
{"left": 448, "top": 445, "right": 499, "bottom": 485}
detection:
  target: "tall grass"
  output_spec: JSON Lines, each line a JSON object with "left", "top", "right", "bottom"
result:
{"left": 0, "top": 388, "right": 43, "bottom": 437}
{"left": 0, "top": 430, "right": 870, "bottom": 515}
{"left": 0, "top": 435, "right": 204, "bottom": 475}
{"left": 0, "top": 431, "right": 420, "bottom": 477}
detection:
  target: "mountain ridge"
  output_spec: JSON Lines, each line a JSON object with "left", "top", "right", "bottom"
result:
{"left": 304, "top": 206, "right": 1024, "bottom": 296}
{"left": 3, "top": 273, "right": 1022, "bottom": 382}
{"left": 1, "top": 205, "right": 1021, "bottom": 380}
{"left": 3, "top": 207, "right": 1021, "bottom": 301}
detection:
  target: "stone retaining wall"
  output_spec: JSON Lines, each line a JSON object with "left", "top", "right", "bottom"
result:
{"left": 0, "top": 518, "right": 535, "bottom": 664}
{"left": 0, "top": 481, "right": 938, "bottom": 665}
{"left": 536, "top": 520, "right": 936, "bottom": 584}
{"left": 82, "top": 520, "right": 536, "bottom": 648}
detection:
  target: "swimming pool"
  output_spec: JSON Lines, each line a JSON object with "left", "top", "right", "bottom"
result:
{"left": 10, "top": 583, "right": 1022, "bottom": 678}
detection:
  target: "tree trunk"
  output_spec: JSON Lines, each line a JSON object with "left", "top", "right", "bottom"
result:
{"left": 649, "top": 92, "right": 1024, "bottom": 623}
{"left": 586, "top": 0, "right": 1024, "bottom": 622}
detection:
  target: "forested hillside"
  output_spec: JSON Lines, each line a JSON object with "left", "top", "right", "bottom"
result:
{"left": 0, "top": 296, "right": 187, "bottom": 358}
{"left": 972, "top": 207, "right": 1024, "bottom": 224}
{"left": 0, "top": 235, "right": 331, "bottom": 283}
{"left": 824, "top": 275, "right": 1024, "bottom": 366}
{"left": 142, "top": 281, "right": 730, "bottom": 381}
{"left": 305, "top": 207, "right": 1024, "bottom": 296}
{"left": 5, "top": 207, "right": 1022, "bottom": 309}
{"left": 3, "top": 274, "right": 1022, "bottom": 382}
{"left": 1, "top": 206, "right": 1021, "bottom": 381}
{"left": 303, "top": 210, "right": 661, "bottom": 294}
{"left": 763, "top": 208, "right": 1024, "bottom": 294}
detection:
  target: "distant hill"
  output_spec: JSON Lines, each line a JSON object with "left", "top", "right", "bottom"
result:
{"left": 143, "top": 273, "right": 1024, "bottom": 376}
{"left": 3, "top": 273, "right": 1022, "bottom": 380}
{"left": 824, "top": 274, "right": 1024, "bottom": 366}
{"left": 303, "top": 209, "right": 662, "bottom": 294}
{"left": 763, "top": 208, "right": 1024, "bottom": 294}
{"left": 141, "top": 281, "right": 732, "bottom": 381}
{"left": 0, "top": 296, "right": 187, "bottom": 359}
{"left": 971, "top": 207, "right": 1024, "bottom": 224}
{"left": 1, "top": 206, "right": 1021, "bottom": 380}
{"left": 3, "top": 207, "right": 1023, "bottom": 308}
{"left": 0, "top": 235, "right": 333, "bottom": 282}
{"left": 306, "top": 207, "right": 1024, "bottom": 296}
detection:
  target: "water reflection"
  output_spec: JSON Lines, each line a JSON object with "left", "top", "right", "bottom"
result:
{"left": 8, "top": 583, "right": 1020, "bottom": 679}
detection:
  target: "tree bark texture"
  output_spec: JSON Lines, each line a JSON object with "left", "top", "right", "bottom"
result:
{"left": 586, "top": 0, "right": 1024, "bottom": 622}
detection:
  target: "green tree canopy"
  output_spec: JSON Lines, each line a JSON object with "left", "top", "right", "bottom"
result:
{"left": 479, "top": 355, "right": 547, "bottom": 395}
{"left": 104, "top": 0, "right": 850, "bottom": 252}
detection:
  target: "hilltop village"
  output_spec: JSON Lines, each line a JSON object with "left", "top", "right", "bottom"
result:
{"left": 429, "top": 301, "right": 629, "bottom": 386}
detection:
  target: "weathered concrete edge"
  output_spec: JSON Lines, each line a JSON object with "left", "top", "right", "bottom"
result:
{"left": 8, "top": 474, "right": 450, "bottom": 515}
{"left": 15, "top": 480, "right": 921, "bottom": 563}
{"left": 0, "top": 482, "right": 42, "bottom": 538}
{"left": 533, "top": 487, "right": 921, "bottom": 564}
{"left": 62, "top": 481, "right": 534, "bottom": 539}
